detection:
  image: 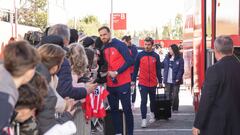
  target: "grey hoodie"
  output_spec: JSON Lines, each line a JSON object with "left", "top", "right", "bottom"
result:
{"left": 0, "top": 65, "right": 18, "bottom": 134}
{"left": 36, "top": 64, "right": 73, "bottom": 135}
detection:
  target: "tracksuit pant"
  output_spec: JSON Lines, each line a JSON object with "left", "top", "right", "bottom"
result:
{"left": 139, "top": 85, "right": 156, "bottom": 119}
{"left": 131, "top": 73, "right": 136, "bottom": 104}
{"left": 132, "top": 88, "right": 137, "bottom": 103}
{"left": 165, "top": 83, "right": 180, "bottom": 111}
{"left": 107, "top": 83, "right": 134, "bottom": 135}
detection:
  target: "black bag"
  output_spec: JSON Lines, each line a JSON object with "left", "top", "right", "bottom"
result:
{"left": 154, "top": 87, "right": 172, "bottom": 120}
{"left": 103, "top": 109, "right": 127, "bottom": 135}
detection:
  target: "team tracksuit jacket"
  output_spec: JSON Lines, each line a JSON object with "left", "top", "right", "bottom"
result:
{"left": 132, "top": 51, "right": 162, "bottom": 87}
{"left": 103, "top": 38, "right": 134, "bottom": 135}
{"left": 103, "top": 38, "right": 133, "bottom": 87}
{"left": 128, "top": 45, "right": 138, "bottom": 74}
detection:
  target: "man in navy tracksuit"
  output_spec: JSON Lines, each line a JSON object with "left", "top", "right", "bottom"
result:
{"left": 132, "top": 37, "right": 162, "bottom": 128}
{"left": 122, "top": 35, "right": 138, "bottom": 107}
{"left": 98, "top": 26, "right": 134, "bottom": 135}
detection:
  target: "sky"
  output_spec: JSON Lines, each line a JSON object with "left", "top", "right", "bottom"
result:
{"left": 65, "top": 0, "right": 184, "bottom": 32}
{"left": 0, "top": 0, "right": 184, "bottom": 32}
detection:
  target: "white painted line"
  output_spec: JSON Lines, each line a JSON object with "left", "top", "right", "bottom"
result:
{"left": 133, "top": 113, "right": 195, "bottom": 116}
{"left": 171, "top": 113, "right": 195, "bottom": 116}
{"left": 134, "top": 129, "right": 192, "bottom": 132}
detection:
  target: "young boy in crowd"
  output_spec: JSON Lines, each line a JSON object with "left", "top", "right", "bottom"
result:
{"left": 0, "top": 41, "right": 39, "bottom": 135}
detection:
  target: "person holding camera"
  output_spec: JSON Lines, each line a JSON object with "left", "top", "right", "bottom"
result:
{"left": 98, "top": 26, "right": 134, "bottom": 135}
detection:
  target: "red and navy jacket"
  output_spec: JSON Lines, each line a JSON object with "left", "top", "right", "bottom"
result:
{"left": 103, "top": 38, "right": 134, "bottom": 87}
{"left": 128, "top": 44, "right": 138, "bottom": 74}
{"left": 132, "top": 51, "right": 162, "bottom": 87}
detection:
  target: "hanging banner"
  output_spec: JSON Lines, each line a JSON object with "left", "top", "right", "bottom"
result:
{"left": 110, "top": 13, "right": 127, "bottom": 30}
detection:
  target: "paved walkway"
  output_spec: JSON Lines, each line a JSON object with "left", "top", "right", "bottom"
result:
{"left": 93, "top": 87, "right": 195, "bottom": 135}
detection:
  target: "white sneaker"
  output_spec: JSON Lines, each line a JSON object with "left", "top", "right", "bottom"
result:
{"left": 149, "top": 112, "right": 156, "bottom": 123}
{"left": 141, "top": 119, "right": 147, "bottom": 128}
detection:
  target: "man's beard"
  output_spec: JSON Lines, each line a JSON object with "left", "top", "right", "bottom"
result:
{"left": 145, "top": 48, "right": 152, "bottom": 52}
{"left": 102, "top": 38, "right": 110, "bottom": 44}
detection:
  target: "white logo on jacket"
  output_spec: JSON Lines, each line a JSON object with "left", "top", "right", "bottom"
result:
{"left": 176, "top": 61, "right": 179, "bottom": 65}
{"left": 152, "top": 59, "right": 155, "bottom": 63}
{"left": 94, "top": 88, "right": 100, "bottom": 96}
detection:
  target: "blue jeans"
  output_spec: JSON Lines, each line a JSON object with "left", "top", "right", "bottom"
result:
{"left": 139, "top": 85, "right": 156, "bottom": 119}
{"left": 107, "top": 83, "right": 134, "bottom": 135}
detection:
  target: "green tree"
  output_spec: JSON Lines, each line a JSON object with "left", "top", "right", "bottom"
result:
{"left": 137, "top": 29, "right": 154, "bottom": 39}
{"left": 161, "top": 14, "right": 183, "bottom": 40}
{"left": 113, "top": 30, "right": 125, "bottom": 39}
{"left": 68, "top": 15, "right": 101, "bottom": 36}
{"left": 162, "top": 23, "right": 172, "bottom": 39}
{"left": 18, "top": 0, "right": 47, "bottom": 31}
{"left": 172, "top": 14, "right": 183, "bottom": 39}
{"left": 155, "top": 27, "right": 159, "bottom": 40}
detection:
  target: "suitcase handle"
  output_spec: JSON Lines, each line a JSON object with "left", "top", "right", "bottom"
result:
{"left": 156, "top": 86, "right": 165, "bottom": 95}
{"left": 156, "top": 87, "right": 170, "bottom": 100}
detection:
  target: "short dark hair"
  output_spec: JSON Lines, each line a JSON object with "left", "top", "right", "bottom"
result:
{"left": 16, "top": 84, "right": 44, "bottom": 111}
{"left": 70, "top": 29, "right": 79, "bottom": 44}
{"left": 98, "top": 26, "right": 111, "bottom": 33}
{"left": 40, "top": 35, "right": 64, "bottom": 48}
{"left": 122, "top": 35, "right": 131, "bottom": 42}
{"left": 4, "top": 40, "right": 40, "bottom": 77}
{"left": 95, "top": 37, "right": 103, "bottom": 50}
{"left": 155, "top": 44, "right": 162, "bottom": 49}
{"left": 83, "top": 37, "right": 95, "bottom": 48}
{"left": 214, "top": 35, "right": 233, "bottom": 54}
{"left": 29, "top": 72, "right": 48, "bottom": 98}
{"left": 144, "top": 37, "right": 154, "bottom": 45}
{"left": 43, "top": 27, "right": 50, "bottom": 36}
{"left": 21, "top": 72, "right": 48, "bottom": 112}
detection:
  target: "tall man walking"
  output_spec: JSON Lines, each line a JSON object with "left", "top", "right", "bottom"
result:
{"left": 122, "top": 35, "right": 138, "bottom": 108}
{"left": 98, "top": 26, "right": 134, "bottom": 135}
{"left": 132, "top": 37, "right": 162, "bottom": 128}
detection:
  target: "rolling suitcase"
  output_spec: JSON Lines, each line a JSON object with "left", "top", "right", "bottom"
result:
{"left": 103, "top": 109, "right": 127, "bottom": 135}
{"left": 154, "top": 87, "right": 172, "bottom": 120}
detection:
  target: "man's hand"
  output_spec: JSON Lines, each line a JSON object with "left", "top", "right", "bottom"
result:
{"left": 131, "top": 81, "right": 136, "bottom": 94}
{"left": 108, "top": 71, "right": 118, "bottom": 78}
{"left": 80, "top": 98, "right": 86, "bottom": 103}
{"left": 131, "top": 81, "right": 136, "bottom": 86}
{"left": 158, "top": 83, "right": 163, "bottom": 88}
{"left": 85, "top": 82, "right": 98, "bottom": 94}
{"left": 192, "top": 127, "right": 200, "bottom": 135}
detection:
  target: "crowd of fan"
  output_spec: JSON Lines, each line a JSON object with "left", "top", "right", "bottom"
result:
{"left": 0, "top": 24, "right": 108, "bottom": 135}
